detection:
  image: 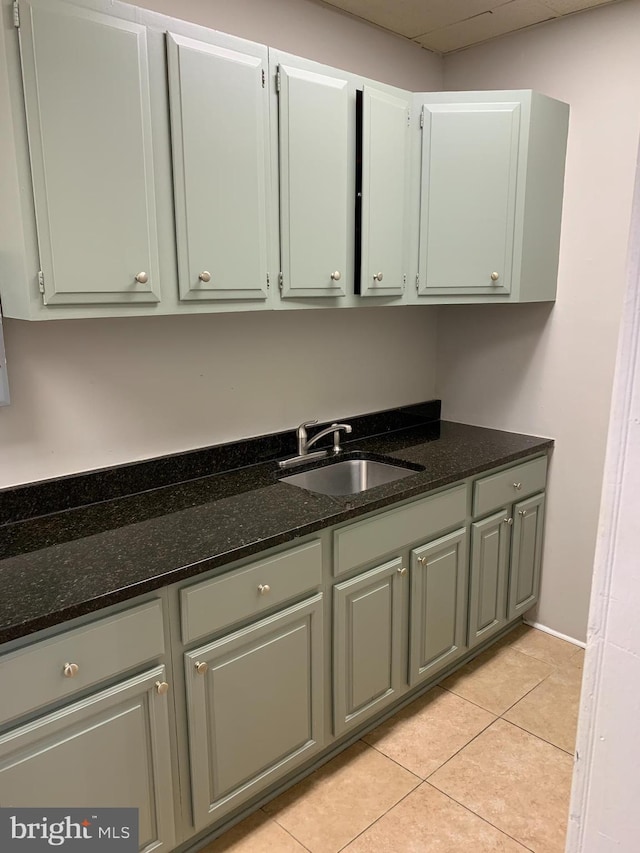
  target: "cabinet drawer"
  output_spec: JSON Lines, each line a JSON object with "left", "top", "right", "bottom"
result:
{"left": 0, "top": 600, "right": 164, "bottom": 727}
{"left": 334, "top": 485, "right": 467, "bottom": 577}
{"left": 181, "top": 540, "right": 323, "bottom": 644}
{"left": 473, "top": 456, "right": 547, "bottom": 518}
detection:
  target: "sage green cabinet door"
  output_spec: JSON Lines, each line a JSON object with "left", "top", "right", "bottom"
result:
{"left": 508, "top": 493, "right": 545, "bottom": 620}
{"left": 167, "top": 33, "right": 269, "bottom": 302}
{"left": 0, "top": 666, "right": 175, "bottom": 852}
{"left": 409, "top": 528, "right": 468, "bottom": 685}
{"left": 18, "top": 0, "right": 161, "bottom": 305}
{"left": 333, "top": 558, "right": 405, "bottom": 736}
{"left": 418, "top": 101, "right": 520, "bottom": 296}
{"left": 184, "top": 595, "right": 324, "bottom": 829}
{"left": 277, "top": 64, "right": 349, "bottom": 298}
{"left": 469, "top": 510, "right": 511, "bottom": 648}
{"left": 359, "top": 86, "right": 409, "bottom": 297}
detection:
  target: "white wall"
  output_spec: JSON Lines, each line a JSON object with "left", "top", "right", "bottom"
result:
{"left": 567, "top": 127, "right": 640, "bottom": 853}
{"left": 0, "top": 0, "right": 442, "bottom": 488}
{"left": 437, "top": 0, "right": 640, "bottom": 643}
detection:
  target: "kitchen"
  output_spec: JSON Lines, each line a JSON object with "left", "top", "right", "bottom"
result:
{"left": 0, "top": 0, "right": 639, "bottom": 851}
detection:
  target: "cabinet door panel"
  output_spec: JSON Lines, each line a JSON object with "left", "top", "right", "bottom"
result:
{"left": 409, "top": 528, "right": 468, "bottom": 685}
{"left": 469, "top": 510, "right": 510, "bottom": 648}
{"left": 419, "top": 102, "right": 519, "bottom": 296}
{"left": 333, "top": 558, "right": 404, "bottom": 735}
{"left": 0, "top": 667, "right": 175, "bottom": 852}
{"left": 18, "top": 0, "right": 161, "bottom": 304}
{"left": 278, "top": 64, "right": 348, "bottom": 297}
{"left": 509, "top": 494, "right": 545, "bottom": 619}
{"left": 185, "top": 595, "right": 323, "bottom": 829}
{"left": 167, "top": 33, "right": 269, "bottom": 301}
{"left": 360, "top": 86, "right": 409, "bottom": 297}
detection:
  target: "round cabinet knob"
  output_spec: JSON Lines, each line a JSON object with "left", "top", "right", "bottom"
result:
{"left": 63, "top": 662, "right": 79, "bottom": 679}
{"left": 397, "top": 566, "right": 408, "bottom": 576}
{"left": 330, "top": 271, "right": 342, "bottom": 281}
{"left": 155, "top": 681, "right": 170, "bottom": 696}
{"left": 135, "top": 272, "right": 148, "bottom": 284}
{"left": 195, "top": 661, "right": 209, "bottom": 675}
{"left": 519, "top": 509, "right": 528, "bottom": 517}
{"left": 513, "top": 482, "right": 522, "bottom": 490}
{"left": 258, "top": 583, "right": 271, "bottom": 595}
{"left": 490, "top": 272, "right": 500, "bottom": 282}
{"left": 199, "top": 271, "right": 212, "bottom": 283}
{"left": 418, "top": 556, "right": 427, "bottom": 566}
{"left": 373, "top": 272, "right": 384, "bottom": 282}
{"left": 504, "top": 517, "right": 513, "bottom": 525}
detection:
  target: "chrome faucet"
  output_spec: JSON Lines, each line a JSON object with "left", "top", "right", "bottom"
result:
{"left": 278, "top": 420, "right": 353, "bottom": 469}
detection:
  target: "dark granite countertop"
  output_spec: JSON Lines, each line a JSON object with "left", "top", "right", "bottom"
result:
{"left": 0, "top": 416, "right": 552, "bottom": 645}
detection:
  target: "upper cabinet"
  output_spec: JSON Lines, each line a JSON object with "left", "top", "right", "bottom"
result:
{"left": 358, "top": 86, "right": 411, "bottom": 298}
{"left": 166, "top": 31, "right": 270, "bottom": 302}
{"left": 16, "top": 0, "right": 162, "bottom": 306}
{"left": 0, "top": 0, "right": 568, "bottom": 319}
{"left": 274, "top": 56, "right": 350, "bottom": 299}
{"left": 413, "top": 91, "right": 569, "bottom": 304}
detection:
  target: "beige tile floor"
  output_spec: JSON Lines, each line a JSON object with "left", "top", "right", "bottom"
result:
{"left": 202, "top": 625, "right": 584, "bottom": 853}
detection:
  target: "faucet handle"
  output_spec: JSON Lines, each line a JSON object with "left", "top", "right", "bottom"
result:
{"left": 298, "top": 420, "right": 318, "bottom": 432}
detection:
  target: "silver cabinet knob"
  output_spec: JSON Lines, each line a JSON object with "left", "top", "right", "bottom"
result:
{"left": 513, "top": 482, "right": 522, "bottom": 490}
{"left": 518, "top": 509, "right": 528, "bottom": 517}
{"left": 195, "top": 661, "right": 209, "bottom": 675}
{"left": 330, "top": 271, "right": 341, "bottom": 281}
{"left": 417, "top": 556, "right": 427, "bottom": 566}
{"left": 373, "top": 272, "right": 384, "bottom": 282}
{"left": 63, "top": 662, "right": 79, "bottom": 678}
{"left": 155, "top": 681, "right": 170, "bottom": 696}
{"left": 258, "top": 583, "right": 271, "bottom": 595}
{"left": 199, "top": 271, "right": 211, "bottom": 282}
{"left": 135, "top": 272, "right": 148, "bottom": 284}
{"left": 397, "top": 566, "right": 407, "bottom": 576}
{"left": 504, "top": 517, "right": 513, "bottom": 525}
{"left": 490, "top": 272, "right": 500, "bottom": 282}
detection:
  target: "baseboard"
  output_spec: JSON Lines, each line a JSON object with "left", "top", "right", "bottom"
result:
{"left": 523, "top": 619, "right": 586, "bottom": 648}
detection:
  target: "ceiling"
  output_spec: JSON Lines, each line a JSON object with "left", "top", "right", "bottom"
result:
{"left": 317, "top": 0, "right": 621, "bottom": 53}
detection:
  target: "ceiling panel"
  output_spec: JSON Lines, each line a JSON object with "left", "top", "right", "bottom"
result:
{"left": 415, "top": 0, "right": 558, "bottom": 53}
{"left": 318, "top": 0, "right": 622, "bottom": 53}
{"left": 319, "top": 0, "right": 514, "bottom": 38}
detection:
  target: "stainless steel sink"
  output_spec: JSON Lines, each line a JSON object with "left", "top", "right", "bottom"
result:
{"left": 280, "top": 457, "right": 420, "bottom": 496}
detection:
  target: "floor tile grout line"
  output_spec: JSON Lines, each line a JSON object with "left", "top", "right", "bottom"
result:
{"left": 335, "top": 779, "right": 423, "bottom": 852}
{"left": 423, "top": 781, "right": 537, "bottom": 853}
{"left": 359, "top": 736, "right": 430, "bottom": 780}
{"left": 423, "top": 714, "right": 499, "bottom": 782}
{"left": 498, "top": 717, "right": 576, "bottom": 757}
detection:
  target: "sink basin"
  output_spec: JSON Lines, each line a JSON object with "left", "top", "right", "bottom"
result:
{"left": 280, "top": 457, "right": 421, "bottom": 496}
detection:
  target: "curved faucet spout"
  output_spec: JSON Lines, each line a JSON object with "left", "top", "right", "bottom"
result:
{"left": 305, "top": 423, "right": 352, "bottom": 454}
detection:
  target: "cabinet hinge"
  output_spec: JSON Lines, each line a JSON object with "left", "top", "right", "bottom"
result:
{"left": 261, "top": 69, "right": 265, "bottom": 88}
{"left": 415, "top": 273, "right": 420, "bottom": 291}
{"left": 407, "top": 109, "right": 411, "bottom": 127}
{"left": 278, "top": 272, "right": 283, "bottom": 292}
{"left": 37, "top": 270, "right": 45, "bottom": 294}
{"left": 266, "top": 272, "right": 270, "bottom": 289}
{"left": 276, "top": 69, "right": 281, "bottom": 93}
{"left": 420, "top": 108, "right": 425, "bottom": 129}
{"left": 403, "top": 274, "right": 407, "bottom": 290}
{"left": 13, "top": 1, "right": 20, "bottom": 28}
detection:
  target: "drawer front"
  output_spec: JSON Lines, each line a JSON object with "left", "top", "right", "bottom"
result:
{"left": 334, "top": 485, "right": 467, "bottom": 577}
{"left": 181, "top": 540, "right": 323, "bottom": 644}
{"left": 0, "top": 600, "right": 164, "bottom": 727}
{"left": 473, "top": 456, "right": 547, "bottom": 518}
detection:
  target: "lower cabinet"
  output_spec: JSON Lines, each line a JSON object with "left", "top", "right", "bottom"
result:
{"left": 509, "top": 494, "right": 545, "bottom": 620}
{"left": 0, "top": 666, "right": 176, "bottom": 853}
{"left": 184, "top": 594, "right": 324, "bottom": 829}
{"left": 333, "top": 557, "right": 405, "bottom": 736}
{"left": 468, "top": 510, "right": 511, "bottom": 648}
{"left": 409, "top": 528, "right": 468, "bottom": 685}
